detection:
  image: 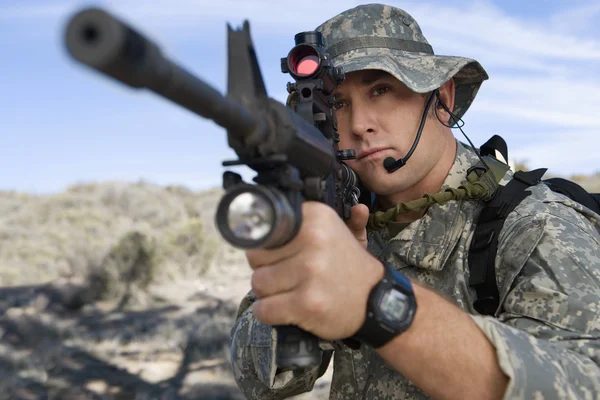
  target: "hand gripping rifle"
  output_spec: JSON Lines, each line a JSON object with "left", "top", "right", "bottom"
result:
{"left": 64, "top": 7, "right": 363, "bottom": 369}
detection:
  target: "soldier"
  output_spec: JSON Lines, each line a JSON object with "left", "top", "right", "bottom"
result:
{"left": 230, "top": 3, "right": 600, "bottom": 399}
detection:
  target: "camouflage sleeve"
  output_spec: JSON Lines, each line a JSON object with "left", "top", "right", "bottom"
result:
{"left": 230, "top": 290, "right": 332, "bottom": 399}
{"left": 471, "top": 202, "right": 600, "bottom": 399}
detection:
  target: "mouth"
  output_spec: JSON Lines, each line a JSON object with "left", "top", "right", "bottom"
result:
{"left": 357, "top": 148, "right": 391, "bottom": 161}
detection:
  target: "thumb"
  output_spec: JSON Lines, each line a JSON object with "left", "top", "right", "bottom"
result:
{"left": 346, "top": 203, "right": 369, "bottom": 248}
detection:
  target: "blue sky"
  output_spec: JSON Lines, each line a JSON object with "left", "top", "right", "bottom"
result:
{"left": 1, "top": 0, "right": 599, "bottom": 193}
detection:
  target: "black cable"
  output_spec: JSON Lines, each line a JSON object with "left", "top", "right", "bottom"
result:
{"left": 435, "top": 96, "right": 491, "bottom": 173}
{"left": 383, "top": 89, "right": 439, "bottom": 173}
{"left": 383, "top": 89, "right": 492, "bottom": 175}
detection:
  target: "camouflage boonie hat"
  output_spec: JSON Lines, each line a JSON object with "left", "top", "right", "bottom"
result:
{"left": 316, "top": 3, "right": 489, "bottom": 121}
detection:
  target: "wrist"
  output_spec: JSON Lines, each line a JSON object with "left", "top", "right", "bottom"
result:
{"left": 351, "top": 262, "right": 417, "bottom": 349}
{"left": 366, "top": 259, "right": 386, "bottom": 292}
{"left": 359, "top": 258, "right": 386, "bottom": 321}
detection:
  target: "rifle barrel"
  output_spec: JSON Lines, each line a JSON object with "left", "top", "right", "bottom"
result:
{"left": 64, "top": 7, "right": 260, "bottom": 139}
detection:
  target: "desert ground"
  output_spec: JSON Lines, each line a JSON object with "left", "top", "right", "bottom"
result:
{"left": 1, "top": 172, "right": 597, "bottom": 399}
{"left": 0, "top": 182, "right": 332, "bottom": 400}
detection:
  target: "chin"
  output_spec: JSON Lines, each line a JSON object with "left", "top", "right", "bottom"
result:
{"left": 360, "top": 168, "right": 420, "bottom": 197}
{"left": 358, "top": 172, "right": 398, "bottom": 196}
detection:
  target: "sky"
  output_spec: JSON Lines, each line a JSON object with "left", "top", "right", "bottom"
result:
{"left": 1, "top": 0, "right": 599, "bottom": 194}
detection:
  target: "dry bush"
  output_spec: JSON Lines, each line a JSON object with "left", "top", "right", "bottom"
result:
{"left": 512, "top": 159, "right": 529, "bottom": 172}
{"left": 86, "top": 231, "right": 158, "bottom": 307}
{"left": 0, "top": 181, "right": 224, "bottom": 289}
{"left": 164, "top": 218, "right": 220, "bottom": 277}
{"left": 0, "top": 182, "right": 253, "bottom": 398}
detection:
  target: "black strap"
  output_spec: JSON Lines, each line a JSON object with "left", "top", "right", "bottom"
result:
{"left": 480, "top": 135, "right": 509, "bottom": 163}
{"left": 544, "top": 177, "right": 600, "bottom": 214}
{"left": 592, "top": 194, "right": 600, "bottom": 212}
{"left": 468, "top": 168, "right": 547, "bottom": 315}
{"left": 326, "top": 37, "right": 434, "bottom": 58}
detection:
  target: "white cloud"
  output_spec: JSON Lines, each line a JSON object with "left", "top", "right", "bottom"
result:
{"left": 0, "top": 0, "right": 361, "bottom": 31}
{"left": 398, "top": 1, "right": 600, "bottom": 176}
{"left": 548, "top": 2, "right": 600, "bottom": 35}
{"left": 510, "top": 129, "right": 600, "bottom": 174}
{"left": 411, "top": 2, "right": 600, "bottom": 60}
{"left": 471, "top": 74, "right": 600, "bottom": 128}
{"left": 474, "top": 101, "right": 600, "bottom": 129}
{"left": 3, "top": 0, "right": 599, "bottom": 184}
{"left": 0, "top": 2, "right": 78, "bottom": 19}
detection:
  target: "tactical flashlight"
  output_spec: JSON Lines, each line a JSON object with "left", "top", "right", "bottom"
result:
{"left": 215, "top": 184, "right": 300, "bottom": 249}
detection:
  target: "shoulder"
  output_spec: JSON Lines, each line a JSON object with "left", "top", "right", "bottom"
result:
{"left": 493, "top": 180, "right": 600, "bottom": 324}
{"left": 496, "top": 183, "right": 600, "bottom": 334}
{"left": 506, "top": 181, "right": 600, "bottom": 243}
{"left": 494, "top": 176, "right": 600, "bottom": 267}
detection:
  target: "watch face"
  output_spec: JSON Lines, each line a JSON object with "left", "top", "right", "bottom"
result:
{"left": 379, "top": 289, "right": 408, "bottom": 322}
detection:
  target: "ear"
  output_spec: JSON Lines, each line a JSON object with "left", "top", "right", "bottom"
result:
{"left": 436, "top": 79, "right": 456, "bottom": 124}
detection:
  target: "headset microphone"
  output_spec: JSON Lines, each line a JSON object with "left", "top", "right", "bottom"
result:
{"left": 382, "top": 87, "right": 494, "bottom": 189}
{"left": 383, "top": 89, "right": 439, "bottom": 173}
{"left": 383, "top": 157, "right": 400, "bottom": 170}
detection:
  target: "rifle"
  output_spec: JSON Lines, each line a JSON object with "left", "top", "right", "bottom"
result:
{"left": 64, "top": 7, "right": 363, "bottom": 369}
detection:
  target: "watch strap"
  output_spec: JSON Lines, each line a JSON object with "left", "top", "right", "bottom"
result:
{"left": 351, "top": 263, "right": 416, "bottom": 348}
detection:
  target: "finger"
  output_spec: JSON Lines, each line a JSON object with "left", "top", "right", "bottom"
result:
{"left": 251, "top": 260, "right": 302, "bottom": 298}
{"left": 347, "top": 203, "right": 369, "bottom": 231}
{"left": 346, "top": 204, "right": 369, "bottom": 244}
{"left": 246, "top": 244, "right": 301, "bottom": 270}
{"left": 252, "top": 292, "right": 297, "bottom": 326}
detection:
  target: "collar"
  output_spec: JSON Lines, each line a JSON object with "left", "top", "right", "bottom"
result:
{"left": 368, "top": 140, "right": 485, "bottom": 271}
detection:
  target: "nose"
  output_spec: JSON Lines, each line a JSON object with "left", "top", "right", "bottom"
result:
{"left": 349, "top": 105, "right": 376, "bottom": 138}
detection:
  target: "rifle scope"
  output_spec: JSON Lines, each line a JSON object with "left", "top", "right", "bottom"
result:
{"left": 281, "top": 32, "right": 344, "bottom": 95}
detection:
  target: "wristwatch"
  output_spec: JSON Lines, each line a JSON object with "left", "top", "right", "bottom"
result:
{"left": 351, "top": 262, "right": 417, "bottom": 348}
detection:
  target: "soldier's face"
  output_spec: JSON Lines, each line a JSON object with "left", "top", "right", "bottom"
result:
{"left": 333, "top": 69, "right": 450, "bottom": 196}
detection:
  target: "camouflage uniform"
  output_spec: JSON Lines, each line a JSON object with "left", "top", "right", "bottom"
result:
{"left": 230, "top": 4, "right": 600, "bottom": 399}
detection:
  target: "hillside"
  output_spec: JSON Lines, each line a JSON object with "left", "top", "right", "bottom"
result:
{"left": 0, "top": 180, "right": 332, "bottom": 400}
{"left": 0, "top": 173, "right": 597, "bottom": 399}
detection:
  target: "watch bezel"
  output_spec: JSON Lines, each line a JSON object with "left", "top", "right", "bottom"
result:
{"left": 351, "top": 263, "right": 418, "bottom": 349}
{"left": 368, "top": 269, "right": 417, "bottom": 333}
{"left": 375, "top": 287, "right": 410, "bottom": 323}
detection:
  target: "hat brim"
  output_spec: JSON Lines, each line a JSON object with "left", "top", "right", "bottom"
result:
{"left": 332, "top": 49, "right": 489, "bottom": 122}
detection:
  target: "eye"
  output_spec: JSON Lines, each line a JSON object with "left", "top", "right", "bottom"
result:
{"left": 371, "top": 85, "right": 391, "bottom": 97}
{"left": 333, "top": 100, "right": 348, "bottom": 110}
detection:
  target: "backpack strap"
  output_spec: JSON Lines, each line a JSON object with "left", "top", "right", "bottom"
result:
{"left": 543, "top": 177, "right": 600, "bottom": 215}
{"left": 468, "top": 168, "right": 547, "bottom": 315}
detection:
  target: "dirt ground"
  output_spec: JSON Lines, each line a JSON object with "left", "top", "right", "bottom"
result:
{"left": 0, "top": 239, "right": 332, "bottom": 400}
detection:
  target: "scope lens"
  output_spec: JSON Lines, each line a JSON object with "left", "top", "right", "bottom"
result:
{"left": 296, "top": 55, "right": 319, "bottom": 76}
{"left": 226, "top": 192, "right": 274, "bottom": 241}
{"left": 289, "top": 45, "right": 320, "bottom": 78}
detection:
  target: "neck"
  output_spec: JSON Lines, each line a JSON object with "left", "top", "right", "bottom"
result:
{"left": 379, "top": 137, "right": 457, "bottom": 223}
